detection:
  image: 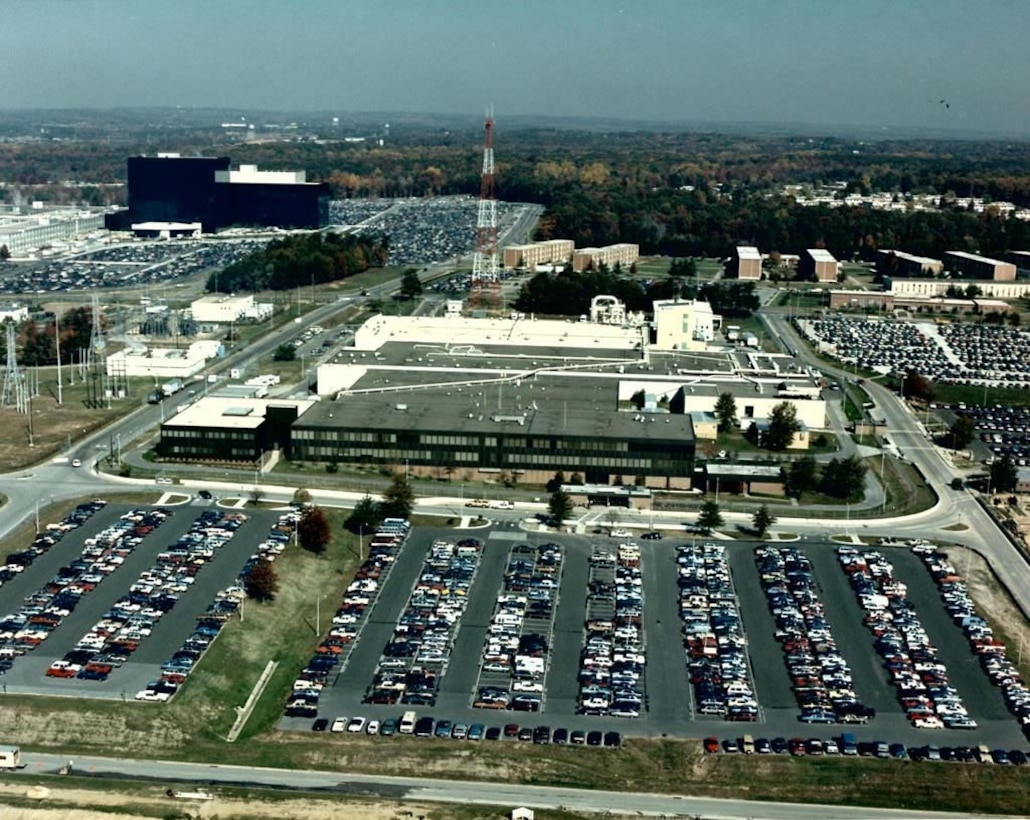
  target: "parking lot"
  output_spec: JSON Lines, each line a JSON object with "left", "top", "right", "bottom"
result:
{"left": 796, "top": 315, "right": 1030, "bottom": 388}
{"left": 283, "top": 528, "right": 1030, "bottom": 754}
{"left": 0, "top": 500, "right": 279, "bottom": 699}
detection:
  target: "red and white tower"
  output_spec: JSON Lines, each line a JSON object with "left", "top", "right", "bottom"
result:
{"left": 470, "top": 111, "right": 499, "bottom": 308}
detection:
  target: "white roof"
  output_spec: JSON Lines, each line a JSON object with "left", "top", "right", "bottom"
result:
{"left": 806, "top": 248, "right": 837, "bottom": 263}
{"left": 945, "top": 250, "right": 1010, "bottom": 265}
{"left": 166, "top": 397, "right": 317, "bottom": 430}
{"left": 736, "top": 246, "right": 761, "bottom": 260}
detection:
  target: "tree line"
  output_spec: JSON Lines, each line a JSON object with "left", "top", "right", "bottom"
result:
{"left": 206, "top": 232, "right": 388, "bottom": 293}
{"left": 513, "top": 266, "right": 759, "bottom": 318}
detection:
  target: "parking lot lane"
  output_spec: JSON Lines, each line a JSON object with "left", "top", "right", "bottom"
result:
{"left": 642, "top": 540, "right": 692, "bottom": 729}
{"left": 889, "top": 547, "right": 1012, "bottom": 723}
{"left": 0, "top": 504, "right": 128, "bottom": 614}
{"left": 437, "top": 534, "right": 511, "bottom": 697}
{"left": 806, "top": 543, "right": 899, "bottom": 717}
{"left": 727, "top": 543, "right": 796, "bottom": 711}
{"left": 319, "top": 527, "right": 433, "bottom": 704}
{"left": 128, "top": 511, "right": 276, "bottom": 665}
{"left": 546, "top": 536, "right": 588, "bottom": 710}
{"left": 20, "top": 506, "right": 190, "bottom": 665}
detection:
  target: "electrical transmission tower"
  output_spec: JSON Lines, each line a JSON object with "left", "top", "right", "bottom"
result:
{"left": 1, "top": 321, "right": 27, "bottom": 413}
{"left": 87, "top": 294, "right": 108, "bottom": 408}
{"left": 470, "top": 110, "right": 500, "bottom": 309}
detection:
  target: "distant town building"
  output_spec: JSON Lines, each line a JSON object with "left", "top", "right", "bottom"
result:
{"left": 944, "top": 251, "right": 1016, "bottom": 282}
{"left": 876, "top": 249, "right": 944, "bottom": 278}
{"left": 799, "top": 248, "right": 839, "bottom": 282}
{"left": 105, "top": 154, "right": 330, "bottom": 233}
{"left": 727, "top": 246, "right": 762, "bottom": 280}
{"left": 572, "top": 243, "right": 639, "bottom": 272}
{"left": 652, "top": 298, "right": 720, "bottom": 351}
{"left": 130, "top": 221, "right": 202, "bottom": 239}
{"left": 502, "top": 239, "right": 574, "bottom": 269}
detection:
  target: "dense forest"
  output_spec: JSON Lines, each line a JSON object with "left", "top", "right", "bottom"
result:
{"left": 4, "top": 110, "right": 1030, "bottom": 262}
{"left": 205, "top": 233, "right": 388, "bottom": 293}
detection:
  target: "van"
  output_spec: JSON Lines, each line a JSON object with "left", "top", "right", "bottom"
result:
{"left": 840, "top": 733, "right": 858, "bottom": 756}
{"left": 742, "top": 734, "right": 755, "bottom": 755}
{"left": 399, "top": 710, "right": 417, "bottom": 735}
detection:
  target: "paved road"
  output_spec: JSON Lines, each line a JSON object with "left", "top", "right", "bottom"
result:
{"left": 17, "top": 751, "right": 981, "bottom": 819}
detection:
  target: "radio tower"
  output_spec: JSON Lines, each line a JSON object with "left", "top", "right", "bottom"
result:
{"left": 470, "top": 110, "right": 500, "bottom": 309}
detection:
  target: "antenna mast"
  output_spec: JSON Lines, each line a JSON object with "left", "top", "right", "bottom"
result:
{"left": 470, "top": 109, "right": 500, "bottom": 310}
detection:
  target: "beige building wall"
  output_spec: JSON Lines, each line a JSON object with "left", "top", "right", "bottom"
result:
{"left": 572, "top": 243, "right": 640, "bottom": 272}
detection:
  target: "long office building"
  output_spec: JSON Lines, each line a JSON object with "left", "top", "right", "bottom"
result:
{"left": 572, "top": 243, "right": 640, "bottom": 272}
{"left": 502, "top": 239, "right": 574, "bottom": 269}
{"left": 0, "top": 207, "right": 108, "bottom": 256}
{"left": 876, "top": 249, "right": 944, "bottom": 278}
{"left": 105, "top": 154, "right": 329, "bottom": 232}
{"left": 944, "top": 251, "right": 1016, "bottom": 282}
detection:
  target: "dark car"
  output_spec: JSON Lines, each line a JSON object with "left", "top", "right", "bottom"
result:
{"left": 414, "top": 716, "right": 435, "bottom": 737}
{"left": 641, "top": 531, "right": 663, "bottom": 540}
{"left": 198, "top": 490, "right": 213, "bottom": 500}
{"left": 570, "top": 730, "right": 587, "bottom": 745}
{"left": 485, "top": 726, "right": 502, "bottom": 741}
{"left": 603, "top": 731, "right": 621, "bottom": 748}
{"left": 552, "top": 727, "right": 569, "bottom": 745}
{"left": 533, "top": 725, "right": 551, "bottom": 745}
{"left": 311, "top": 718, "right": 329, "bottom": 732}
{"left": 586, "top": 731, "right": 603, "bottom": 747}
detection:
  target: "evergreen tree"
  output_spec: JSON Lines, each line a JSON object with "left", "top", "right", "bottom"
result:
{"left": 714, "top": 392, "right": 738, "bottom": 433}
{"left": 752, "top": 504, "right": 775, "bottom": 538}
{"left": 697, "top": 500, "right": 723, "bottom": 534}
{"left": 763, "top": 401, "right": 801, "bottom": 451}
{"left": 381, "top": 473, "right": 415, "bottom": 519}
{"left": 548, "top": 489, "right": 573, "bottom": 524}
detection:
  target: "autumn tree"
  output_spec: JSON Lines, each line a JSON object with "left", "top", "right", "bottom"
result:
{"left": 298, "top": 506, "right": 331, "bottom": 555}
{"left": 245, "top": 561, "right": 278, "bottom": 602}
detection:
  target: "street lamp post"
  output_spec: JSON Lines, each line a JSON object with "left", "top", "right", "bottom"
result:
{"left": 880, "top": 450, "right": 887, "bottom": 513}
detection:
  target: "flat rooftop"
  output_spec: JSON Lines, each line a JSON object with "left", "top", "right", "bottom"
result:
{"left": 300, "top": 374, "right": 694, "bottom": 444}
{"left": 736, "top": 246, "right": 762, "bottom": 260}
{"left": 945, "top": 250, "right": 1011, "bottom": 266}
{"left": 165, "top": 397, "right": 317, "bottom": 430}
{"left": 807, "top": 248, "right": 837, "bottom": 262}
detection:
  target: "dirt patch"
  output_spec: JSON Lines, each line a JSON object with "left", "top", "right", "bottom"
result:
{"left": 0, "top": 782, "right": 434, "bottom": 820}
{"left": 942, "top": 544, "right": 1030, "bottom": 676}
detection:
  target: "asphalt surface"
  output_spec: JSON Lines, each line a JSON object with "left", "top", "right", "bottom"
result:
{"left": 0, "top": 501, "right": 279, "bottom": 699}
{"left": 281, "top": 524, "right": 1029, "bottom": 752}
{"left": 16, "top": 751, "right": 976, "bottom": 820}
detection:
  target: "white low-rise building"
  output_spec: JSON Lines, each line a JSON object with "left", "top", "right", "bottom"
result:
{"left": 105, "top": 340, "right": 221, "bottom": 379}
{"left": 652, "top": 298, "right": 720, "bottom": 351}
{"left": 190, "top": 294, "right": 272, "bottom": 324}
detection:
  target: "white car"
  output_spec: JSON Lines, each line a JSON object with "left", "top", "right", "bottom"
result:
{"left": 366, "top": 720, "right": 380, "bottom": 735}
{"left": 609, "top": 529, "right": 631, "bottom": 538}
{"left": 71, "top": 459, "right": 82, "bottom": 468}
{"left": 346, "top": 716, "right": 366, "bottom": 733}
{"left": 135, "top": 689, "right": 170, "bottom": 702}
{"left": 330, "top": 717, "right": 348, "bottom": 733}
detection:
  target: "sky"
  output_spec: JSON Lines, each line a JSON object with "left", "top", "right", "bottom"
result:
{"left": 5, "top": 0, "right": 1030, "bottom": 135}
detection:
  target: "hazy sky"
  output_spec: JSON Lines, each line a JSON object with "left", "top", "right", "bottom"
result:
{"left": 5, "top": 0, "right": 1030, "bottom": 134}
